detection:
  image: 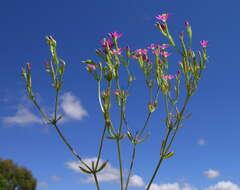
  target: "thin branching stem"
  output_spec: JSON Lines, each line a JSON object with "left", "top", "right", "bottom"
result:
{"left": 125, "top": 143, "right": 136, "bottom": 190}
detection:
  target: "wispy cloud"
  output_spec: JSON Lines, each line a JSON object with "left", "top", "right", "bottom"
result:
{"left": 204, "top": 169, "right": 220, "bottom": 179}
{"left": 38, "top": 182, "right": 49, "bottom": 188}
{"left": 66, "top": 157, "right": 144, "bottom": 187}
{"left": 149, "top": 183, "right": 197, "bottom": 190}
{"left": 60, "top": 92, "right": 88, "bottom": 121}
{"left": 2, "top": 92, "right": 87, "bottom": 126}
{"left": 197, "top": 139, "right": 206, "bottom": 146}
{"left": 2, "top": 106, "right": 41, "bottom": 126}
{"left": 51, "top": 175, "right": 61, "bottom": 182}
{"left": 129, "top": 175, "right": 145, "bottom": 187}
{"left": 205, "top": 181, "right": 240, "bottom": 190}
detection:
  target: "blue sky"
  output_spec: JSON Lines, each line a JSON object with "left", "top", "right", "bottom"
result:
{"left": 1, "top": 0, "right": 240, "bottom": 190}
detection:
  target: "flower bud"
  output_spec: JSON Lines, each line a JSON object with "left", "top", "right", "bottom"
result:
{"left": 185, "top": 21, "right": 192, "bottom": 41}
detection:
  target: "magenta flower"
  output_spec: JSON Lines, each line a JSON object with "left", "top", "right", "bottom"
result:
{"left": 87, "top": 64, "right": 97, "bottom": 70}
{"left": 153, "top": 49, "right": 161, "bottom": 56}
{"left": 161, "top": 51, "right": 172, "bottom": 57}
{"left": 148, "top": 43, "right": 157, "bottom": 50}
{"left": 101, "top": 38, "right": 114, "bottom": 49}
{"left": 114, "top": 89, "right": 120, "bottom": 96}
{"left": 200, "top": 40, "right": 208, "bottom": 48}
{"left": 164, "top": 75, "right": 175, "bottom": 81}
{"left": 185, "top": 21, "right": 190, "bottom": 27}
{"left": 159, "top": 44, "right": 169, "bottom": 49}
{"left": 111, "top": 48, "right": 122, "bottom": 55}
{"left": 136, "top": 49, "right": 148, "bottom": 55}
{"left": 108, "top": 32, "right": 123, "bottom": 39}
{"left": 131, "top": 55, "right": 138, "bottom": 59}
{"left": 156, "top": 13, "right": 171, "bottom": 22}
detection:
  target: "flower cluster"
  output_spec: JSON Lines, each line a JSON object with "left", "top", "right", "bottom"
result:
{"left": 21, "top": 13, "right": 209, "bottom": 190}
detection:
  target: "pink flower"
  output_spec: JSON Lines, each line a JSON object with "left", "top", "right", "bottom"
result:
{"left": 185, "top": 21, "right": 190, "bottom": 27}
{"left": 108, "top": 32, "right": 123, "bottom": 39}
{"left": 153, "top": 49, "right": 161, "bottom": 55}
{"left": 161, "top": 51, "right": 172, "bottom": 57}
{"left": 111, "top": 48, "right": 122, "bottom": 55}
{"left": 136, "top": 49, "right": 148, "bottom": 55}
{"left": 159, "top": 44, "right": 169, "bottom": 49}
{"left": 148, "top": 43, "right": 157, "bottom": 50}
{"left": 114, "top": 89, "right": 120, "bottom": 96}
{"left": 200, "top": 40, "right": 208, "bottom": 48}
{"left": 101, "top": 38, "right": 113, "bottom": 49}
{"left": 164, "top": 75, "right": 175, "bottom": 81}
{"left": 87, "top": 64, "right": 97, "bottom": 70}
{"left": 156, "top": 14, "right": 171, "bottom": 22}
{"left": 131, "top": 55, "right": 138, "bottom": 59}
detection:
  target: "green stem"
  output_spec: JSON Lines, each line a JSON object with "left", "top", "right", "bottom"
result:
{"left": 53, "top": 124, "right": 91, "bottom": 171}
{"left": 165, "top": 95, "right": 190, "bottom": 152}
{"left": 93, "top": 173, "right": 100, "bottom": 190}
{"left": 96, "top": 125, "right": 107, "bottom": 168}
{"left": 138, "top": 112, "right": 152, "bottom": 137}
{"left": 98, "top": 80, "right": 104, "bottom": 113}
{"left": 138, "top": 87, "right": 160, "bottom": 137}
{"left": 145, "top": 157, "right": 164, "bottom": 190}
{"left": 146, "top": 94, "right": 190, "bottom": 190}
{"left": 125, "top": 143, "right": 136, "bottom": 190}
{"left": 117, "top": 99, "right": 124, "bottom": 190}
{"left": 117, "top": 140, "right": 124, "bottom": 190}
{"left": 31, "top": 98, "right": 50, "bottom": 122}
{"left": 54, "top": 88, "right": 60, "bottom": 120}
{"left": 145, "top": 128, "right": 172, "bottom": 190}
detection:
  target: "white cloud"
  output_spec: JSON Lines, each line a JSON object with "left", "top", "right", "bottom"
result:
{"left": 2, "top": 92, "right": 87, "bottom": 126}
{"left": 204, "top": 169, "right": 220, "bottom": 179}
{"left": 2, "top": 106, "right": 41, "bottom": 126}
{"left": 51, "top": 175, "right": 61, "bottom": 181}
{"left": 149, "top": 183, "right": 180, "bottom": 190}
{"left": 182, "top": 183, "right": 198, "bottom": 190}
{"left": 149, "top": 183, "right": 197, "bottom": 190}
{"left": 197, "top": 139, "right": 206, "bottom": 146}
{"left": 129, "top": 175, "right": 145, "bottom": 187}
{"left": 60, "top": 92, "right": 88, "bottom": 120}
{"left": 38, "top": 182, "right": 49, "bottom": 188}
{"left": 66, "top": 158, "right": 119, "bottom": 183}
{"left": 66, "top": 157, "right": 144, "bottom": 187}
{"left": 205, "top": 181, "right": 240, "bottom": 190}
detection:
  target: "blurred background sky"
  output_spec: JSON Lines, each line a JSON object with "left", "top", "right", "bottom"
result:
{"left": 0, "top": 0, "right": 240, "bottom": 190}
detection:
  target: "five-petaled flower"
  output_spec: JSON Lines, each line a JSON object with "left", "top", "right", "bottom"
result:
{"left": 159, "top": 44, "right": 169, "bottom": 49}
{"left": 132, "top": 49, "right": 148, "bottom": 59}
{"left": 108, "top": 32, "right": 123, "bottom": 39}
{"left": 111, "top": 48, "right": 122, "bottom": 55}
{"left": 161, "top": 51, "right": 172, "bottom": 57}
{"left": 156, "top": 13, "right": 171, "bottom": 22}
{"left": 185, "top": 21, "right": 190, "bottom": 27}
{"left": 200, "top": 40, "right": 208, "bottom": 48}
{"left": 148, "top": 44, "right": 157, "bottom": 50}
{"left": 153, "top": 49, "right": 161, "bottom": 56}
{"left": 164, "top": 75, "right": 175, "bottom": 81}
{"left": 136, "top": 49, "right": 148, "bottom": 55}
{"left": 101, "top": 38, "right": 114, "bottom": 49}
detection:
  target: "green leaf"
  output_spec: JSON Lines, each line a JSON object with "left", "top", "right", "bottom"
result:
{"left": 163, "top": 151, "right": 174, "bottom": 159}
{"left": 82, "top": 60, "right": 96, "bottom": 65}
{"left": 79, "top": 166, "right": 92, "bottom": 174}
{"left": 96, "top": 160, "right": 108, "bottom": 173}
{"left": 182, "top": 113, "right": 192, "bottom": 120}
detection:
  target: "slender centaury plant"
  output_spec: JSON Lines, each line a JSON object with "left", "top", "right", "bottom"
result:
{"left": 21, "top": 13, "right": 208, "bottom": 190}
